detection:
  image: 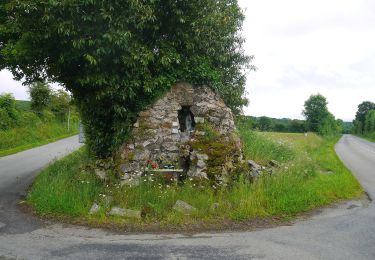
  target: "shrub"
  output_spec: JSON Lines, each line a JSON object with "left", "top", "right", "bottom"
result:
{"left": 0, "top": 93, "right": 19, "bottom": 129}
{"left": 18, "top": 111, "right": 41, "bottom": 127}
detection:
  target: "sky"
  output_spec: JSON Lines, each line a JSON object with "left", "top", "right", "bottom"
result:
{"left": 1, "top": 0, "right": 374, "bottom": 121}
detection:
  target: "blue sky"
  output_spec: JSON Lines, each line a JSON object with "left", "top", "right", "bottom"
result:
{"left": 1, "top": 0, "right": 374, "bottom": 121}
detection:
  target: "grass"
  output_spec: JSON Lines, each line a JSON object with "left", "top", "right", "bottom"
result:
{"left": 27, "top": 129, "right": 363, "bottom": 229}
{"left": 0, "top": 121, "right": 79, "bottom": 157}
{"left": 361, "top": 132, "right": 375, "bottom": 143}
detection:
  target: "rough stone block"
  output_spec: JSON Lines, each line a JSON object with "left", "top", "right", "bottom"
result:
{"left": 109, "top": 207, "right": 142, "bottom": 219}
{"left": 89, "top": 203, "right": 100, "bottom": 214}
{"left": 95, "top": 169, "right": 107, "bottom": 181}
{"left": 173, "top": 200, "right": 197, "bottom": 215}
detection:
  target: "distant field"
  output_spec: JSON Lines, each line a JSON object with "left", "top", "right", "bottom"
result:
{"left": 15, "top": 100, "right": 31, "bottom": 111}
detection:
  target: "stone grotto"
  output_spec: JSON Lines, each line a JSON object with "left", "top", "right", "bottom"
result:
{"left": 117, "top": 82, "right": 244, "bottom": 185}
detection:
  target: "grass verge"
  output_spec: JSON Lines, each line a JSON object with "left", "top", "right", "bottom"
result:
{"left": 358, "top": 133, "right": 375, "bottom": 143}
{"left": 0, "top": 122, "right": 79, "bottom": 157}
{"left": 27, "top": 130, "right": 363, "bottom": 230}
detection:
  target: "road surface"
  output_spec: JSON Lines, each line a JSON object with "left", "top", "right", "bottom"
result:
{"left": 0, "top": 134, "right": 375, "bottom": 259}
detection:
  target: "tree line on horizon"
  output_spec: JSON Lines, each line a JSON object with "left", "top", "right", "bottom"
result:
{"left": 238, "top": 94, "right": 352, "bottom": 135}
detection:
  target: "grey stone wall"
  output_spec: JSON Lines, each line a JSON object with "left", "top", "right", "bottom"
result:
{"left": 118, "top": 82, "right": 242, "bottom": 185}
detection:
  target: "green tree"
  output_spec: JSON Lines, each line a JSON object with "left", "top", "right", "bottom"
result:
{"left": 274, "top": 123, "right": 286, "bottom": 132}
{"left": 302, "top": 94, "right": 330, "bottom": 132}
{"left": 0, "top": 93, "right": 18, "bottom": 130}
{"left": 50, "top": 89, "right": 71, "bottom": 121}
{"left": 336, "top": 119, "right": 344, "bottom": 134}
{"left": 364, "top": 110, "right": 375, "bottom": 134}
{"left": 0, "top": 0, "right": 253, "bottom": 157}
{"left": 258, "top": 116, "right": 274, "bottom": 132}
{"left": 354, "top": 101, "right": 375, "bottom": 134}
{"left": 289, "top": 119, "right": 306, "bottom": 133}
{"left": 353, "top": 120, "right": 362, "bottom": 134}
{"left": 28, "top": 82, "right": 52, "bottom": 114}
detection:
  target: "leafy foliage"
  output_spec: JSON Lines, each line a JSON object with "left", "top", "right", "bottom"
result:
{"left": 0, "top": 88, "right": 79, "bottom": 155}
{"left": 303, "top": 94, "right": 329, "bottom": 132}
{"left": 258, "top": 116, "right": 274, "bottom": 131}
{"left": 353, "top": 101, "right": 375, "bottom": 134}
{"left": 28, "top": 82, "right": 52, "bottom": 114}
{"left": 302, "top": 94, "right": 341, "bottom": 136}
{"left": 364, "top": 110, "right": 375, "bottom": 134}
{"left": 0, "top": 93, "right": 18, "bottom": 130}
{"left": 49, "top": 89, "right": 72, "bottom": 121}
{"left": 0, "top": 0, "right": 253, "bottom": 157}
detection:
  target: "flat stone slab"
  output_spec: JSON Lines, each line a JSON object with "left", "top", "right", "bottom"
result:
{"left": 173, "top": 200, "right": 196, "bottom": 215}
{"left": 109, "top": 207, "right": 142, "bottom": 219}
{"left": 89, "top": 203, "right": 100, "bottom": 214}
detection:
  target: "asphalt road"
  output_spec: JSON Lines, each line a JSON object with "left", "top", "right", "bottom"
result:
{"left": 0, "top": 134, "right": 375, "bottom": 259}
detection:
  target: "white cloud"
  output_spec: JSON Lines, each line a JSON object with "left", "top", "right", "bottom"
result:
{"left": 240, "top": 0, "right": 375, "bottom": 121}
{"left": 0, "top": 70, "right": 29, "bottom": 100}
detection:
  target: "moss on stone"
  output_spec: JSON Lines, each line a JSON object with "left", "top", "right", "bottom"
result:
{"left": 190, "top": 122, "right": 242, "bottom": 181}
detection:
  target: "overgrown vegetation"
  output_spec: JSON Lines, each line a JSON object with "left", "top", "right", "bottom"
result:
{"left": 27, "top": 129, "right": 362, "bottom": 229}
{"left": 353, "top": 101, "right": 375, "bottom": 141}
{"left": 0, "top": 87, "right": 79, "bottom": 156}
{"left": 0, "top": 0, "right": 254, "bottom": 157}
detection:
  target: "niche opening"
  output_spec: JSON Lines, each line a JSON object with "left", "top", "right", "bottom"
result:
{"left": 178, "top": 106, "right": 196, "bottom": 133}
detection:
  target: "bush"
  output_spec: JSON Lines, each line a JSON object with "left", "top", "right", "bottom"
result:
{"left": 18, "top": 111, "right": 41, "bottom": 127}
{"left": 0, "top": 93, "right": 19, "bottom": 130}
{"left": 41, "top": 110, "right": 56, "bottom": 123}
{"left": 0, "top": 108, "right": 13, "bottom": 130}
{"left": 28, "top": 82, "right": 51, "bottom": 114}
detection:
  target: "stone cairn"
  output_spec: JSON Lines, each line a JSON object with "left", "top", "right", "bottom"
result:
{"left": 117, "top": 82, "right": 242, "bottom": 185}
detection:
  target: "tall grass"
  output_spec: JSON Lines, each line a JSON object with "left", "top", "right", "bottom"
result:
{"left": 27, "top": 149, "right": 103, "bottom": 216}
{"left": 362, "top": 132, "right": 375, "bottom": 143}
{"left": 27, "top": 130, "right": 363, "bottom": 227}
